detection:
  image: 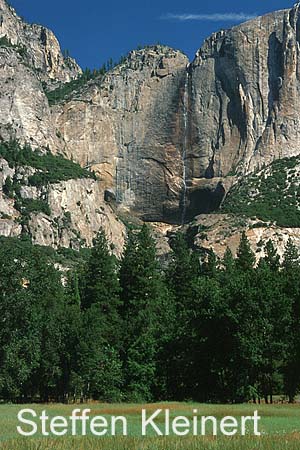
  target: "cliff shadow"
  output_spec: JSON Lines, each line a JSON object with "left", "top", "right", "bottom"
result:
{"left": 267, "top": 32, "right": 284, "bottom": 122}
{"left": 183, "top": 182, "right": 226, "bottom": 223}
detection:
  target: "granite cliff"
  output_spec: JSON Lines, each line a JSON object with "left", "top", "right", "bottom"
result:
{"left": 1, "top": 0, "right": 300, "bottom": 256}
{"left": 53, "top": 3, "right": 300, "bottom": 224}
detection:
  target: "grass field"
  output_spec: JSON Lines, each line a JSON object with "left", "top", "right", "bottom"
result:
{"left": 0, "top": 402, "right": 299, "bottom": 449}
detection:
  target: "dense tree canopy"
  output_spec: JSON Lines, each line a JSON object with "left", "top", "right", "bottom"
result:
{"left": 0, "top": 228, "right": 299, "bottom": 404}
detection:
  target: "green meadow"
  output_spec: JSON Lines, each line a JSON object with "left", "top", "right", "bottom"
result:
{"left": 0, "top": 402, "right": 299, "bottom": 449}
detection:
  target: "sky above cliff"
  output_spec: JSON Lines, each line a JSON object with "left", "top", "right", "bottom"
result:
{"left": 9, "top": 0, "right": 292, "bottom": 69}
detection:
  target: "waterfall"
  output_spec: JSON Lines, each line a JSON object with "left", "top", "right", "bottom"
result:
{"left": 181, "top": 67, "right": 189, "bottom": 224}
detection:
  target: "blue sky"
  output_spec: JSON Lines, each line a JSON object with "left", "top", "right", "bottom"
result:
{"left": 9, "top": 0, "right": 292, "bottom": 69}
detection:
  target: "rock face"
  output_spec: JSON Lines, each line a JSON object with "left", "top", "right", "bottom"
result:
{"left": 0, "top": 0, "right": 81, "bottom": 84}
{"left": 0, "top": 0, "right": 81, "bottom": 151}
{"left": 53, "top": 46, "right": 189, "bottom": 223}
{"left": 0, "top": 47, "right": 62, "bottom": 149}
{"left": 2, "top": 1, "right": 300, "bottom": 251}
{"left": 28, "top": 178, "right": 125, "bottom": 256}
{"left": 0, "top": 158, "right": 125, "bottom": 255}
{"left": 188, "top": 214, "right": 300, "bottom": 263}
{"left": 189, "top": 4, "right": 300, "bottom": 179}
{"left": 54, "top": 4, "right": 300, "bottom": 223}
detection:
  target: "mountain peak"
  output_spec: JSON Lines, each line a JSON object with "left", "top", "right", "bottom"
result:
{"left": 0, "top": 0, "right": 81, "bottom": 85}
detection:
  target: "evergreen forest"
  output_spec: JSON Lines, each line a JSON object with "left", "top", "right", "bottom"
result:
{"left": 0, "top": 226, "right": 299, "bottom": 405}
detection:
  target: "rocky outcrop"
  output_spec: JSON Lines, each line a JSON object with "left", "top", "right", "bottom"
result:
{"left": 0, "top": 47, "right": 62, "bottom": 150}
{"left": 0, "top": 0, "right": 81, "bottom": 151}
{"left": 0, "top": 0, "right": 81, "bottom": 84}
{"left": 187, "top": 214, "right": 300, "bottom": 262}
{"left": 0, "top": 158, "right": 22, "bottom": 237}
{"left": 0, "top": 158, "right": 125, "bottom": 255}
{"left": 28, "top": 178, "right": 125, "bottom": 255}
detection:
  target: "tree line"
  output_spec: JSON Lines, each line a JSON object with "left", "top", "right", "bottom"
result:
{"left": 0, "top": 226, "right": 299, "bottom": 404}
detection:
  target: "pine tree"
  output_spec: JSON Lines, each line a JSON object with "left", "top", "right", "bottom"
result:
{"left": 202, "top": 248, "right": 218, "bottom": 278}
{"left": 167, "top": 232, "right": 199, "bottom": 309}
{"left": 262, "top": 239, "right": 280, "bottom": 271}
{"left": 254, "top": 263, "right": 291, "bottom": 403}
{"left": 66, "top": 271, "right": 81, "bottom": 306}
{"left": 58, "top": 271, "right": 83, "bottom": 402}
{"left": 74, "top": 229, "right": 123, "bottom": 401}
{"left": 236, "top": 231, "right": 255, "bottom": 271}
{"left": 165, "top": 232, "right": 201, "bottom": 399}
{"left": 28, "top": 249, "right": 66, "bottom": 402}
{"left": 222, "top": 247, "right": 235, "bottom": 272}
{"left": 283, "top": 238, "right": 299, "bottom": 271}
{"left": 120, "top": 224, "right": 167, "bottom": 401}
{"left": 76, "top": 305, "right": 123, "bottom": 402}
{"left": 81, "top": 229, "right": 121, "bottom": 345}
{"left": 0, "top": 242, "right": 41, "bottom": 401}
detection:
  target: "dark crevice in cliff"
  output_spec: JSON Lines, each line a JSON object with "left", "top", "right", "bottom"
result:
{"left": 205, "top": 152, "right": 215, "bottom": 179}
{"left": 267, "top": 32, "right": 284, "bottom": 121}
{"left": 184, "top": 182, "right": 226, "bottom": 223}
{"left": 214, "top": 42, "right": 248, "bottom": 143}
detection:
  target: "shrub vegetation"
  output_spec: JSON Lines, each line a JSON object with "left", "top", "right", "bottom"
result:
{"left": 222, "top": 156, "right": 300, "bottom": 226}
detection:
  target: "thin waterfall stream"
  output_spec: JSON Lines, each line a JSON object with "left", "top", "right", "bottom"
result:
{"left": 181, "top": 67, "right": 189, "bottom": 224}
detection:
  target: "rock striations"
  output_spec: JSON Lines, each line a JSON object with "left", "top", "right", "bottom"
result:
{"left": 53, "top": 46, "right": 189, "bottom": 223}
{"left": 190, "top": 5, "right": 300, "bottom": 178}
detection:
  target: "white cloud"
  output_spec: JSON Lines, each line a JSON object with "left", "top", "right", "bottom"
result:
{"left": 161, "top": 12, "right": 257, "bottom": 22}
